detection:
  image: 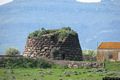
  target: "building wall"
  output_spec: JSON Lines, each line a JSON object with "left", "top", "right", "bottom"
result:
{"left": 97, "top": 49, "right": 120, "bottom": 62}
{"left": 23, "top": 34, "right": 83, "bottom": 61}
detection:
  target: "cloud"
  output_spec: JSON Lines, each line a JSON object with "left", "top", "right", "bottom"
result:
{"left": 0, "top": 0, "right": 13, "bottom": 6}
{"left": 85, "top": 29, "right": 114, "bottom": 43}
{"left": 85, "top": 35, "right": 97, "bottom": 43}
{"left": 99, "top": 30, "right": 113, "bottom": 34}
{"left": 85, "top": 38, "right": 93, "bottom": 43}
{"left": 76, "top": 0, "right": 101, "bottom": 3}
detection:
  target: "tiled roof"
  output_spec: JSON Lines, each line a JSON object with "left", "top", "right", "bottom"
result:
{"left": 98, "top": 42, "right": 120, "bottom": 49}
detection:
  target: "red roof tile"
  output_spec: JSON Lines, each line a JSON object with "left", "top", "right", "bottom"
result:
{"left": 98, "top": 42, "right": 120, "bottom": 49}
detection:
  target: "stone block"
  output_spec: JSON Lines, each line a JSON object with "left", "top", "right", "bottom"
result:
{"left": 23, "top": 31, "right": 82, "bottom": 61}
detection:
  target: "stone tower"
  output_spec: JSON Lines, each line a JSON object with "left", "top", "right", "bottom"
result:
{"left": 23, "top": 27, "right": 83, "bottom": 61}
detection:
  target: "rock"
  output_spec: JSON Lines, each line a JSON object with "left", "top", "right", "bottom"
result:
{"left": 23, "top": 28, "right": 83, "bottom": 61}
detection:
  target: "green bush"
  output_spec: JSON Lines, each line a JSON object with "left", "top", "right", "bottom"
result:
{"left": 4, "top": 58, "right": 53, "bottom": 68}
{"left": 28, "top": 27, "right": 77, "bottom": 41}
{"left": 36, "top": 58, "right": 52, "bottom": 68}
{"left": 5, "top": 48, "right": 20, "bottom": 56}
{"left": 57, "top": 29, "right": 69, "bottom": 41}
{"left": 61, "top": 27, "right": 71, "bottom": 31}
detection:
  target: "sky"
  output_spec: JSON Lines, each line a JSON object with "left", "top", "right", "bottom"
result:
{"left": 76, "top": 0, "right": 101, "bottom": 3}
{"left": 0, "top": 0, "right": 120, "bottom": 54}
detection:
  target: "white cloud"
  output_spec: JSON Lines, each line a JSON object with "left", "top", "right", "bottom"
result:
{"left": 85, "top": 38, "right": 93, "bottom": 43}
{"left": 99, "top": 30, "right": 113, "bottom": 34}
{"left": 85, "top": 35, "right": 97, "bottom": 43}
{"left": 76, "top": 0, "right": 101, "bottom": 3}
{"left": 85, "top": 29, "right": 117, "bottom": 44}
{"left": 0, "top": 0, "right": 13, "bottom": 6}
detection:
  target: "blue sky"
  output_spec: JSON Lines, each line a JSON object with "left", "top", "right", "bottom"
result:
{"left": 0, "top": 0, "right": 120, "bottom": 54}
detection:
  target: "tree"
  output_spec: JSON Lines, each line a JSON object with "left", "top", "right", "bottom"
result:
{"left": 83, "top": 50, "right": 97, "bottom": 61}
{"left": 88, "top": 50, "right": 96, "bottom": 57}
{"left": 5, "top": 48, "right": 20, "bottom": 56}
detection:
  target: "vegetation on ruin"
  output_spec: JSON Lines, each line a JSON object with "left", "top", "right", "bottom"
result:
{"left": 28, "top": 27, "right": 77, "bottom": 40}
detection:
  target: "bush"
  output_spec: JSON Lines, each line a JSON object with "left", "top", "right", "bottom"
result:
{"left": 28, "top": 27, "right": 77, "bottom": 41}
{"left": 62, "top": 27, "right": 71, "bottom": 31}
{"left": 5, "top": 48, "right": 20, "bottom": 56}
{"left": 4, "top": 58, "right": 53, "bottom": 68}
{"left": 28, "top": 30, "right": 40, "bottom": 38}
{"left": 57, "top": 29, "right": 69, "bottom": 41}
{"left": 37, "top": 59, "right": 52, "bottom": 68}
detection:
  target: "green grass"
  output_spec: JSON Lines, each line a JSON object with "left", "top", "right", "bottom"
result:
{"left": 0, "top": 62, "right": 120, "bottom": 80}
{"left": 0, "top": 68, "right": 108, "bottom": 80}
{"left": 105, "top": 61, "right": 120, "bottom": 71}
{"left": 0, "top": 68, "right": 120, "bottom": 80}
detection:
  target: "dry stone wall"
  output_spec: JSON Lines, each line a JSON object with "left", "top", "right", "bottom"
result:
{"left": 52, "top": 60, "right": 103, "bottom": 68}
{"left": 23, "top": 34, "right": 83, "bottom": 61}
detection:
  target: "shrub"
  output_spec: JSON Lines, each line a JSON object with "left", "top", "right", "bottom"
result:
{"left": 57, "top": 29, "right": 69, "bottom": 41}
{"left": 57, "top": 27, "right": 77, "bottom": 41}
{"left": 62, "top": 27, "right": 71, "bottom": 31}
{"left": 5, "top": 48, "right": 20, "bottom": 56}
{"left": 28, "top": 27, "right": 77, "bottom": 41}
{"left": 4, "top": 58, "right": 53, "bottom": 68}
{"left": 29, "top": 30, "right": 39, "bottom": 38}
{"left": 36, "top": 58, "right": 52, "bottom": 68}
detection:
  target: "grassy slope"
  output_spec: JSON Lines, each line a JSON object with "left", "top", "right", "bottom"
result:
{"left": 0, "top": 62, "right": 120, "bottom": 80}
{"left": 0, "top": 68, "right": 104, "bottom": 80}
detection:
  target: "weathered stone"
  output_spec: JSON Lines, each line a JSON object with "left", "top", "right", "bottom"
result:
{"left": 44, "top": 47, "right": 49, "bottom": 49}
{"left": 23, "top": 31, "right": 83, "bottom": 61}
{"left": 41, "top": 49, "right": 45, "bottom": 52}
